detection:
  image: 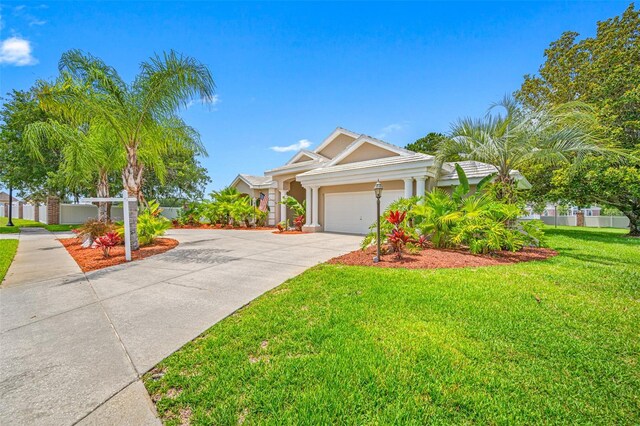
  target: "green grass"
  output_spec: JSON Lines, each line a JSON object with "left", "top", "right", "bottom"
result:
{"left": 144, "top": 227, "right": 640, "bottom": 425}
{"left": 0, "top": 239, "right": 18, "bottom": 282}
{"left": 0, "top": 217, "right": 78, "bottom": 233}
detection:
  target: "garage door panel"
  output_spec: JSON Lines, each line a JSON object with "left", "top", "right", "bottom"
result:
{"left": 324, "top": 190, "right": 404, "bottom": 234}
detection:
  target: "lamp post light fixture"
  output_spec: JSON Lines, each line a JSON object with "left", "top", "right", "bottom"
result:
{"left": 7, "top": 185, "right": 14, "bottom": 227}
{"left": 373, "top": 180, "right": 383, "bottom": 263}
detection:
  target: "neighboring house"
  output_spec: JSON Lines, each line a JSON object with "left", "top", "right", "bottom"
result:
{"left": 231, "top": 127, "right": 529, "bottom": 234}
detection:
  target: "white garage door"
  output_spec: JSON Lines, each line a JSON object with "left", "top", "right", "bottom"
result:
{"left": 324, "top": 190, "right": 404, "bottom": 234}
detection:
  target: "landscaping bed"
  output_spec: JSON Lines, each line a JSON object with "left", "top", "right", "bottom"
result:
{"left": 328, "top": 245, "right": 557, "bottom": 269}
{"left": 273, "top": 230, "right": 305, "bottom": 235}
{"left": 173, "top": 224, "right": 274, "bottom": 231}
{"left": 60, "top": 237, "right": 179, "bottom": 272}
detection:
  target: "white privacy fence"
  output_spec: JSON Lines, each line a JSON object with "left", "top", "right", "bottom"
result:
{"left": 539, "top": 215, "right": 630, "bottom": 229}
{"left": 1, "top": 201, "right": 180, "bottom": 224}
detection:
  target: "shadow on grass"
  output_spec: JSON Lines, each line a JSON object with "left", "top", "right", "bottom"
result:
{"left": 545, "top": 227, "right": 639, "bottom": 245}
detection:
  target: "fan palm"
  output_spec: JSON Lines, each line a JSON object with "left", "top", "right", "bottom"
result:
{"left": 435, "top": 96, "right": 607, "bottom": 200}
{"left": 36, "top": 50, "right": 215, "bottom": 249}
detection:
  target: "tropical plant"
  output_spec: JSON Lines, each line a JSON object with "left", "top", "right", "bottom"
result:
{"left": 176, "top": 201, "right": 202, "bottom": 226}
{"left": 74, "top": 218, "right": 115, "bottom": 247}
{"left": 436, "top": 96, "right": 607, "bottom": 201}
{"left": 277, "top": 221, "right": 286, "bottom": 233}
{"left": 136, "top": 200, "right": 171, "bottom": 246}
{"left": 293, "top": 215, "right": 305, "bottom": 231}
{"left": 94, "top": 232, "right": 121, "bottom": 258}
{"left": 278, "top": 195, "right": 306, "bottom": 217}
{"left": 209, "top": 187, "right": 244, "bottom": 225}
{"left": 230, "top": 197, "right": 261, "bottom": 228}
{"left": 35, "top": 49, "right": 215, "bottom": 249}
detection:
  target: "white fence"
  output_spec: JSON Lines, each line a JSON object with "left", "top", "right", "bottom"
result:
{"left": 2, "top": 202, "right": 179, "bottom": 224}
{"left": 540, "top": 215, "right": 630, "bottom": 229}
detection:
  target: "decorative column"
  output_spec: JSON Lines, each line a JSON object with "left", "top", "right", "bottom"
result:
{"left": 403, "top": 178, "right": 414, "bottom": 198}
{"left": 18, "top": 202, "right": 24, "bottom": 219}
{"left": 415, "top": 177, "right": 427, "bottom": 198}
{"left": 34, "top": 202, "right": 40, "bottom": 222}
{"left": 304, "top": 186, "right": 312, "bottom": 225}
{"left": 279, "top": 189, "right": 288, "bottom": 223}
{"left": 311, "top": 186, "right": 320, "bottom": 226}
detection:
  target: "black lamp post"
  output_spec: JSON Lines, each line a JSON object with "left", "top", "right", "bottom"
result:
{"left": 373, "top": 180, "right": 383, "bottom": 263}
{"left": 7, "top": 185, "right": 14, "bottom": 227}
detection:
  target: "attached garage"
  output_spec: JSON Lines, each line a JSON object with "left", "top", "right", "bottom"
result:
{"left": 323, "top": 190, "right": 404, "bottom": 234}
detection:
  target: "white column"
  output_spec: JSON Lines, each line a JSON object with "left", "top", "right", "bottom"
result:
{"left": 403, "top": 178, "right": 414, "bottom": 198}
{"left": 279, "top": 189, "right": 288, "bottom": 223}
{"left": 416, "top": 177, "right": 427, "bottom": 197}
{"left": 304, "top": 186, "right": 312, "bottom": 225}
{"left": 311, "top": 186, "right": 320, "bottom": 226}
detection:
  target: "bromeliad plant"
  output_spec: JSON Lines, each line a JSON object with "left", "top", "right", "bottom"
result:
{"left": 94, "top": 232, "right": 121, "bottom": 258}
{"left": 386, "top": 210, "right": 411, "bottom": 259}
{"left": 293, "top": 215, "right": 305, "bottom": 232}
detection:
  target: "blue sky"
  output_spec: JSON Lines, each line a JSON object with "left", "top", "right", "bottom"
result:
{"left": 0, "top": 1, "right": 629, "bottom": 193}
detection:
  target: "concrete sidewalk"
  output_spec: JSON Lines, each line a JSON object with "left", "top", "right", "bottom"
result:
{"left": 0, "top": 228, "right": 360, "bottom": 425}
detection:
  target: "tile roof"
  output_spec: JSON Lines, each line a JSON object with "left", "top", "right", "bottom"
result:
{"left": 440, "top": 161, "right": 498, "bottom": 180}
{"left": 239, "top": 174, "right": 273, "bottom": 186}
{"left": 298, "top": 153, "right": 433, "bottom": 177}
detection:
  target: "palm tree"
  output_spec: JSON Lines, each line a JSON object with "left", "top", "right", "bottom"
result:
{"left": 36, "top": 50, "right": 215, "bottom": 249}
{"left": 24, "top": 98, "right": 124, "bottom": 222}
{"left": 435, "top": 96, "right": 606, "bottom": 200}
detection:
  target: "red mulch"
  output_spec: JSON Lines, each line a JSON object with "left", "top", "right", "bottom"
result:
{"left": 172, "top": 224, "right": 274, "bottom": 231}
{"left": 60, "top": 237, "right": 179, "bottom": 272}
{"left": 272, "top": 230, "right": 305, "bottom": 235}
{"left": 327, "top": 245, "right": 557, "bottom": 269}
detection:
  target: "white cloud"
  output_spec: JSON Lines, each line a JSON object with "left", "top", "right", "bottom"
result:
{"left": 376, "top": 123, "right": 406, "bottom": 139}
{"left": 270, "top": 139, "right": 312, "bottom": 153}
{"left": 186, "top": 94, "right": 220, "bottom": 109}
{"left": 0, "top": 36, "right": 37, "bottom": 66}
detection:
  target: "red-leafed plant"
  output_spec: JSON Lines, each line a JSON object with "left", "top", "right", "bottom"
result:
{"left": 387, "top": 228, "right": 411, "bottom": 259}
{"left": 412, "top": 234, "right": 429, "bottom": 249}
{"left": 386, "top": 210, "right": 406, "bottom": 226}
{"left": 277, "top": 221, "right": 286, "bottom": 233}
{"left": 293, "top": 215, "right": 305, "bottom": 232}
{"left": 94, "top": 232, "right": 121, "bottom": 258}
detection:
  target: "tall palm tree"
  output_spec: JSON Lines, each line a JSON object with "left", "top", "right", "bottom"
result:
{"left": 37, "top": 50, "right": 215, "bottom": 249}
{"left": 435, "top": 96, "right": 606, "bottom": 200}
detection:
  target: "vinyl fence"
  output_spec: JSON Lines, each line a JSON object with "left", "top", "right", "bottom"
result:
{"left": 540, "top": 215, "right": 630, "bottom": 229}
{"left": 1, "top": 202, "right": 179, "bottom": 225}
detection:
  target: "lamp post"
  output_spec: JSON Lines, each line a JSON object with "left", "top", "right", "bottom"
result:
{"left": 373, "top": 180, "right": 383, "bottom": 263}
{"left": 7, "top": 185, "right": 14, "bottom": 227}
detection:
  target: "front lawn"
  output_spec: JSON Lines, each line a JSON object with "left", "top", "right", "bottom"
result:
{"left": 0, "top": 217, "right": 78, "bottom": 234}
{"left": 144, "top": 227, "right": 640, "bottom": 425}
{"left": 0, "top": 239, "right": 18, "bottom": 282}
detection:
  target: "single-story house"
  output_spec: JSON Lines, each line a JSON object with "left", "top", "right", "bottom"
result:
{"left": 231, "top": 127, "right": 529, "bottom": 234}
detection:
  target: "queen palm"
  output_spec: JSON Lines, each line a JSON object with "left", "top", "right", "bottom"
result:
{"left": 38, "top": 50, "right": 215, "bottom": 249}
{"left": 435, "top": 96, "right": 606, "bottom": 200}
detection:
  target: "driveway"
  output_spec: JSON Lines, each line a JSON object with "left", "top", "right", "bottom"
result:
{"left": 0, "top": 228, "right": 360, "bottom": 425}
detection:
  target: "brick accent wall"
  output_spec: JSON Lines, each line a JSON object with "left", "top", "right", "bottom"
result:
{"left": 34, "top": 203, "right": 40, "bottom": 222}
{"left": 576, "top": 210, "right": 585, "bottom": 227}
{"left": 46, "top": 196, "right": 60, "bottom": 225}
{"left": 18, "top": 202, "right": 24, "bottom": 219}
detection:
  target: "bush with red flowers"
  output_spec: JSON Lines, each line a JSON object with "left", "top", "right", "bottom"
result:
{"left": 94, "top": 232, "right": 121, "bottom": 258}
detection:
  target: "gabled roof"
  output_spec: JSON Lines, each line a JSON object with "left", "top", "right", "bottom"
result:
{"left": 0, "top": 191, "right": 20, "bottom": 203}
{"left": 313, "top": 127, "right": 361, "bottom": 158}
{"left": 327, "top": 135, "right": 421, "bottom": 166}
{"left": 285, "top": 149, "right": 329, "bottom": 165}
{"left": 232, "top": 174, "right": 274, "bottom": 189}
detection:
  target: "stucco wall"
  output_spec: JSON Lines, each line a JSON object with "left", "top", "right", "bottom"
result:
{"left": 338, "top": 143, "right": 400, "bottom": 165}
{"left": 317, "top": 180, "right": 404, "bottom": 227}
{"left": 234, "top": 180, "right": 253, "bottom": 196}
{"left": 285, "top": 180, "right": 306, "bottom": 222}
{"left": 317, "top": 134, "right": 357, "bottom": 159}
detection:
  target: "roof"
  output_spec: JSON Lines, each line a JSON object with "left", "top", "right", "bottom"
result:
{"left": 440, "top": 161, "right": 498, "bottom": 180}
{"left": 0, "top": 191, "right": 20, "bottom": 203}
{"left": 298, "top": 153, "right": 433, "bottom": 177}
{"left": 233, "top": 174, "right": 274, "bottom": 189}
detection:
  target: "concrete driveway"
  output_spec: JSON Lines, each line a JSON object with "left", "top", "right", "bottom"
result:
{"left": 0, "top": 228, "right": 360, "bottom": 425}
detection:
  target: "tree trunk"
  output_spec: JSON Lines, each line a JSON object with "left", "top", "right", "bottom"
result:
{"left": 122, "top": 144, "right": 144, "bottom": 250}
{"left": 623, "top": 208, "right": 640, "bottom": 237}
{"left": 97, "top": 171, "right": 109, "bottom": 223}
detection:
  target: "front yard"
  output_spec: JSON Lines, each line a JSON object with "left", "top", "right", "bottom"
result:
{"left": 0, "top": 218, "right": 76, "bottom": 234}
{"left": 145, "top": 227, "right": 639, "bottom": 424}
{"left": 0, "top": 239, "right": 18, "bottom": 282}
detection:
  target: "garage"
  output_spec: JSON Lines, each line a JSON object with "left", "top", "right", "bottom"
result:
{"left": 323, "top": 190, "right": 404, "bottom": 234}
